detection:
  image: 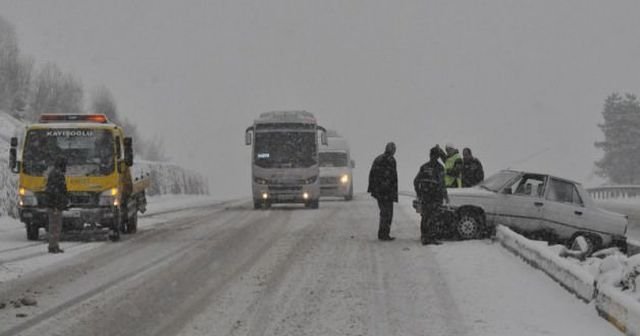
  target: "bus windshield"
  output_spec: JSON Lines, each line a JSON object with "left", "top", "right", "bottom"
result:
{"left": 254, "top": 131, "right": 317, "bottom": 168}
{"left": 319, "top": 152, "right": 348, "bottom": 167}
{"left": 23, "top": 129, "right": 115, "bottom": 176}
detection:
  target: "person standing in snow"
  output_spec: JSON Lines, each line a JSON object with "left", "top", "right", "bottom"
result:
{"left": 367, "top": 142, "right": 398, "bottom": 241}
{"left": 414, "top": 146, "right": 449, "bottom": 245}
{"left": 444, "top": 143, "right": 462, "bottom": 188}
{"left": 45, "top": 156, "right": 69, "bottom": 253}
{"left": 460, "top": 147, "right": 484, "bottom": 187}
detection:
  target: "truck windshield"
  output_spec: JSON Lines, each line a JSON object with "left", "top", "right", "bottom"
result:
{"left": 22, "top": 129, "right": 115, "bottom": 176}
{"left": 319, "top": 152, "right": 348, "bottom": 167}
{"left": 254, "top": 131, "right": 317, "bottom": 168}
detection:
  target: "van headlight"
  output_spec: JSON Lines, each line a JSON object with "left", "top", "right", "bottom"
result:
{"left": 340, "top": 174, "right": 349, "bottom": 184}
{"left": 19, "top": 188, "right": 37, "bottom": 206}
{"left": 99, "top": 188, "right": 119, "bottom": 206}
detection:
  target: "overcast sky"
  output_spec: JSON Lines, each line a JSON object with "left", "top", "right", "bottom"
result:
{"left": 3, "top": 0, "right": 640, "bottom": 198}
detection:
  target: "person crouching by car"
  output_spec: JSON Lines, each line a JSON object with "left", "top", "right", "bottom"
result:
{"left": 414, "top": 146, "right": 449, "bottom": 245}
{"left": 45, "top": 156, "right": 69, "bottom": 253}
{"left": 367, "top": 142, "right": 398, "bottom": 241}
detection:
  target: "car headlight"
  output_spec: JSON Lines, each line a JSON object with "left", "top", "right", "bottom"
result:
{"left": 99, "top": 188, "right": 119, "bottom": 206}
{"left": 340, "top": 174, "right": 349, "bottom": 184}
{"left": 254, "top": 177, "right": 269, "bottom": 185}
{"left": 19, "top": 188, "right": 37, "bottom": 206}
{"left": 305, "top": 176, "right": 318, "bottom": 184}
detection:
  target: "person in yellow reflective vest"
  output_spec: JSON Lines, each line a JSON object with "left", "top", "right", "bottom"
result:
{"left": 444, "top": 143, "right": 462, "bottom": 188}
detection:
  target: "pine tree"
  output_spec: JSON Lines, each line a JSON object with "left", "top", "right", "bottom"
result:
{"left": 595, "top": 93, "right": 640, "bottom": 184}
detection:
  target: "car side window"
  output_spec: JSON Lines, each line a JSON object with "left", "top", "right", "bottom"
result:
{"left": 508, "top": 174, "right": 546, "bottom": 198}
{"left": 547, "top": 179, "right": 583, "bottom": 206}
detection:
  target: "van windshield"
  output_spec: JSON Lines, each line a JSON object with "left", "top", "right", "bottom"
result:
{"left": 22, "top": 129, "right": 115, "bottom": 176}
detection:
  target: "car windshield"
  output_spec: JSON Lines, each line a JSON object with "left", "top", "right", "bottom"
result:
{"left": 254, "top": 131, "right": 317, "bottom": 168}
{"left": 479, "top": 171, "right": 521, "bottom": 192}
{"left": 22, "top": 129, "right": 115, "bottom": 176}
{"left": 319, "top": 152, "right": 348, "bottom": 167}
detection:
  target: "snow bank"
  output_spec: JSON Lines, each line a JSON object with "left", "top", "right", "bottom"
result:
{"left": 497, "top": 225, "right": 640, "bottom": 335}
{"left": 496, "top": 226, "right": 596, "bottom": 302}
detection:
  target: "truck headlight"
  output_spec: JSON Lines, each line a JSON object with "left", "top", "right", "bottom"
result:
{"left": 99, "top": 188, "right": 119, "bottom": 206}
{"left": 340, "top": 174, "right": 349, "bottom": 184}
{"left": 19, "top": 188, "right": 37, "bottom": 206}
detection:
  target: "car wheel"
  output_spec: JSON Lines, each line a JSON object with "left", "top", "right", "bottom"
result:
{"left": 456, "top": 213, "right": 481, "bottom": 240}
{"left": 571, "top": 233, "right": 602, "bottom": 256}
{"left": 345, "top": 183, "right": 354, "bottom": 201}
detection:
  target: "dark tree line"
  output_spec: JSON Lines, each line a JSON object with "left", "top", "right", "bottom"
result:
{"left": 595, "top": 93, "right": 640, "bottom": 184}
{"left": 0, "top": 16, "right": 166, "bottom": 161}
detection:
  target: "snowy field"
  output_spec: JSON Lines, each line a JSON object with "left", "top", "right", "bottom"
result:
{"left": 0, "top": 195, "right": 620, "bottom": 335}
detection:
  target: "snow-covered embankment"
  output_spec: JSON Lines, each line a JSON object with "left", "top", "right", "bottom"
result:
{"left": 498, "top": 225, "right": 640, "bottom": 334}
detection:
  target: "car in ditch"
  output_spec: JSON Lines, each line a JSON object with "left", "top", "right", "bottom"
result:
{"left": 414, "top": 170, "right": 628, "bottom": 252}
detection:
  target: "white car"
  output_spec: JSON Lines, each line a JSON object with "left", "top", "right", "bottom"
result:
{"left": 417, "top": 170, "right": 628, "bottom": 252}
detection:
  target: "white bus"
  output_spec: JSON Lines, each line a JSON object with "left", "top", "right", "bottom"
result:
{"left": 319, "top": 131, "right": 355, "bottom": 200}
{"left": 245, "top": 111, "right": 327, "bottom": 209}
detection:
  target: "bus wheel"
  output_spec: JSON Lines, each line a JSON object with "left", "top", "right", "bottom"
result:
{"left": 26, "top": 222, "right": 39, "bottom": 241}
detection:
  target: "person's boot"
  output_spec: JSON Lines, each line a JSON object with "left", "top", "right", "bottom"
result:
{"left": 379, "top": 236, "right": 396, "bottom": 241}
{"left": 48, "top": 246, "right": 64, "bottom": 254}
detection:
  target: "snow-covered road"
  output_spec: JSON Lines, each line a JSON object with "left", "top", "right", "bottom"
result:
{"left": 0, "top": 196, "right": 619, "bottom": 335}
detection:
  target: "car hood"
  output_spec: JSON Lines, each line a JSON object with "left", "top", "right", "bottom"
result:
{"left": 448, "top": 187, "right": 496, "bottom": 199}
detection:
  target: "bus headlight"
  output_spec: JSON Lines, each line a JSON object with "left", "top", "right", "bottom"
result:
{"left": 254, "top": 177, "right": 269, "bottom": 185}
{"left": 19, "top": 188, "right": 37, "bottom": 206}
{"left": 340, "top": 174, "right": 349, "bottom": 184}
{"left": 99, "top": 188, "right": 119, "bottom": 206}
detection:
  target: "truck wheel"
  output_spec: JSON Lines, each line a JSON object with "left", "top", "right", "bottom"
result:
{"left": 109, "top": 211, "right": 121, "bottom": 242}
{"left": 456, "top": 212, "right": 482, "bottom": 240}
{"left": 26, "top": 223, "right": 39, "bottom": 241}
{"left": 127, "top": 213, "right": 138, "bottom": 234}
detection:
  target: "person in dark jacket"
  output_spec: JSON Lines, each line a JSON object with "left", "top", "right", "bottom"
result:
{"left": 45, "top": 156, "right": 69, "bottom": 253}
{"left": 367, "top": 142, "right": 398, "bottom": 241}
{"left": 461, "top": 148, "right": 484, "bottom": 188}
{"left": 414, "top": 146, "right": 449, "bottom": 245}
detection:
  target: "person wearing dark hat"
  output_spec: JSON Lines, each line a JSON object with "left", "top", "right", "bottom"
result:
{"left": 45, "top": 156, "right": 69, "bottom": 253}
{"left": 414, "top": 146, "right": 449, "bottom": 245}
{"left": 367, "top": 142, "right": 398, "bottom": 241}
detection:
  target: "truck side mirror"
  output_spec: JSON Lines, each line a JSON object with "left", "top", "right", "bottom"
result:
{"left": 318, "top": 126, "right": 328, "bottom": 146}
{"left": 124, "top": 137, "right": 133, "bottom": 166}
{"left": 245, "top": 127, "right": 253, "bottom": 146}
{"left": 350, "top": 160, "right": 356, "bottom": 168}
{"left": 9, "top": 148, "right": 17, "bottom": 172}
{"left": 503, "top": 187, "right": 512, "bottom": 195}
{"left": 9, "top": 137, "right": 18, "bottom": 173}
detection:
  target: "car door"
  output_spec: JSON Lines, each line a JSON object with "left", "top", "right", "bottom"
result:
{"left": 493, "top": 174, "right": 546, "bottom": 233}
{"left": 539, "top": 178, "right": 590, "bottom": 240}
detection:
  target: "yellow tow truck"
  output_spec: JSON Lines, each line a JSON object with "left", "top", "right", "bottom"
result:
{"left": 8, "top": 114, "right": 150, "bottom": 241}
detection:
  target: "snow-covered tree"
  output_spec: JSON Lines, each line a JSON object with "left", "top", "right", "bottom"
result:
{"left": 595, "top": 93, "right": 640, "bottom": 184}
{"left": 0, "top": 16, "right": 33, "bottom": 117}
{"left": 29, "top": 63, "right": 83, "bottom": 119}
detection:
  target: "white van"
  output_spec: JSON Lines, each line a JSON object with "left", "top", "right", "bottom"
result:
{"left": 319, "top": 131, "right": 354, "bottom": 200}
